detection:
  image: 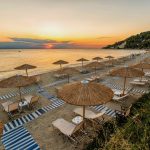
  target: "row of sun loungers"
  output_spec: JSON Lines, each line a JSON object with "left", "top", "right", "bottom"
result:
{"left": 102, "top": 80, "right": 149, "bottom": 94}
{"left": 52, "top": 104, "right": 132, "bottom": 142}
{"left": 52, "top": 107, "right": 105, "bottom": 142}
{"left": 130, "top": 78, "right": 149, "bottom": 86}
{"left": 0, "top": 86, "right": 37, "bottom": 100}
{"left": 3, "top": 95, "right": 64, "bottom": 134}
{"left": 1, "top": 95, "right": 40, "bottom": 118}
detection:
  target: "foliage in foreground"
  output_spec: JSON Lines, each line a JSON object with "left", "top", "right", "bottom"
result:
{"left": 85, "top": 92, "right": 150, "bottom": 150}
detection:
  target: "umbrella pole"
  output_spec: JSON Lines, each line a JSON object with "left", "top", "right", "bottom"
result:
{"left": 122, "top": 76, "right": 127, "bottom": 95}
{"left": 67, "top": 74, "right": 70, "bottom": 83}
{"left": 95, "top": 66, "right": 97, "bottom": 76}
{"left": 82, "top": 61, "right": 83, "bottom": 69}
{"left": 140, "top": 68, "right": 143, "bottom": 81}
{"left": 19, "top": 87, "right": 22, "bottom": 102}
{"left": 60, "top": 64, "right": 62, "bottom": 70}
{"left": 83, "top": 106, "right": 85, "bottom": 129}
{"left": 26, "top": 69, "right": 28, "bottom": 77}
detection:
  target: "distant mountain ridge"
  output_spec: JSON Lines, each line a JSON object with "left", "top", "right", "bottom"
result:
{"left": 103, "top": 31, "right": 150, "bottom": 49}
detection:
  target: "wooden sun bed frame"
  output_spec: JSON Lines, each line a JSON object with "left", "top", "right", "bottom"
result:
{"left": 133, "top": 78, "right": 148, "bottom": 83}
{"left": 130, "top": 81, "right": 146, "bottom": 86}
{"left": 54, "top": 73, "right": 68, "bottom": 79}
{"left": 24, "top": 95, "right": 40, "bottom": 109}
{"left": 52, "top": 118, "right": 84, "bottom": 143}
{"left": 1, "top": 101, "right": 20, "bottom": 118}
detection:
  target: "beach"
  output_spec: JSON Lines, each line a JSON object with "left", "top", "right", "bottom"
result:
{"left": 0, "top": 49, "right": 144, "bottom": 80}
{"left": 0, "top": 50, "right": 149, "bottom": 150}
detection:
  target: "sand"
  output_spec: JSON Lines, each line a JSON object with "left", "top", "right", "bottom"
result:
{"left": 26, "top": 104, "right": 113, "bottom": 150}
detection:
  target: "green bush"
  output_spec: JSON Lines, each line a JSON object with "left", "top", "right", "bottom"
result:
{"left": 85, "top": 92, "right": 150, "bottom": 150}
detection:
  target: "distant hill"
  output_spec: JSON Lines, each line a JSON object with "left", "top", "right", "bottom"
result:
{"left": 103, "top": 31, "right": 150, "bottom": 49}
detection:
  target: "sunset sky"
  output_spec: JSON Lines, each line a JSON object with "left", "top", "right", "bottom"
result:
{"left": 0, "top": 0, "right": 150, "bottom": 49}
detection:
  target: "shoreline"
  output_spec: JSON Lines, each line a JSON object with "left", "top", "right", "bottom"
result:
{"left": 0, "top": 49, "right": 145, "bottom": 80}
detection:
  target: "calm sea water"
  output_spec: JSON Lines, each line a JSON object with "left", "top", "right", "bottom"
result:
{"left": 0, "top": 49, "right": 144, "bottom": 79}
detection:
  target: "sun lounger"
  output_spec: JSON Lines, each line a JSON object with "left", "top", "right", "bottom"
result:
{"left": 79, "top": 69, "right": 89, "bottom": 74}
{"left": 85, "top": 78, "right": 94, "bottom": 82}
{"left": 24, "top": 95, "right": 40, "bottom": 108}
{"left": 113, "top": 94, "right": 129, "bottom": 101}
{"left": 73, "top": 108, "right": 105, "bottom": 121}
{"left": 145, "top": 72, "right": 150, "bottom": 77}
{"left": 130, "top": 81, "right": 146, "bottom": 86}
{"left": 133, "top": 79, "right": 148, "bottom": 83}
{"left": 52, "top": 118, "right": 83, "bottom": 142}
{"left": 1, "top": 101, "right": 19, "bottom": 118}
{"left": 115, "top": 104, "right": 132, "bottom": 117}
{"left": 112, "top": 89, "right": 127, "bottom": 96}
{"left": 85, "top": 75, "right": 102, "bottom": 82}
{"left": 54, "top": 73, "right": 67, "bottom": 78}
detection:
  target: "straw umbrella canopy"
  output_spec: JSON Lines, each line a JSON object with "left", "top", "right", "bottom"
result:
{"left": 132, "top": 62, "right": 150, "bottom": 80}
{"left": 133, "top": 62, "right": 150, "bottom": 71}
{"left": 55, "top": 67, "right": 79, "bottom": 83}
{"left": 76, "top": 58, "right": 89, "bottom": 69}
{"left": 85, "top": 62, "right": 105, "bottom": 75}
{"left": 105, "top": 56, "right": 114, "bottom": 60}
{"left": 110, "top": 66, "right": 144, "bottom": 95}
{"left": 105, "top": 56, "right": 115, "bottom": 66}
{"left": 92, "top": 57, "right": 103, "bottom": 62}
{"left": 53, "top": 60, "right": 69, "bottom": 70}
{"left": 15, "top": 64, "right": 36, "bottom": 76}
{"left": 58, "top": 80, "right": 113, "bottom": 128}
{"left": 0, "top": 75, "right": 36, "bottom": 102}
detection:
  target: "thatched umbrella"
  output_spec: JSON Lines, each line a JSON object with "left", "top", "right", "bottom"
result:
{"left": 77, "top": 58, "right": 89, "bottom": 69}
{"left": 105, "top": 56, "right": 114, "bottom": 60}
{"left": 105, "top": 56, "right": 114, "bottom": 66}
{"left": 58, "top": 80, "right": 113, "bottom": 128}
{"left": 15, "top": 64, "right": 36, "bottom": 76}
{"left": 55, "top": 67, "right": 79, "bottom": 83}
{"left": 85, "top": 62, "right": 105, "bottom": 75}
{"left": 133, "top": 62, "right": 150, "bottom": 71}
{"left": 93, "top": 57, "right": 103, "bottom": 62}
{"left": 0, "top": 75, "right": 36, "bottom": 102}
{"left": 53, "top": 60, "right": 69, "bottom": 70}
{"left": 132, "top": 62, "right": 150, "bottom": 81}
{"left": 110, "top": 66, "right": 144, "bottom": 95}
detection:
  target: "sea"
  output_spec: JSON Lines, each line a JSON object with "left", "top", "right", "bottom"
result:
{"left": 0, "top": 49, "right": 145, "bottom": 79}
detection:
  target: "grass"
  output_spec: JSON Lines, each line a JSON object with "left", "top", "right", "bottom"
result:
{"left": 85, "top": 91, "right": 150, "bottom": 150}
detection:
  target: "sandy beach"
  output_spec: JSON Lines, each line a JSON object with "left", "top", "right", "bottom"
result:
{"left": 0, "top": 52, "right": 149, "bottom": 149}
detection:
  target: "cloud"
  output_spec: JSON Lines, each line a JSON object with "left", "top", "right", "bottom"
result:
{"left": 0, "top": 37, "right": 77, "bottom": 49}
{"left": 0, "top": 37, "right": 103, "bottom": 49}
{"left": 10, "top": 38, "right": 57, "bottom": 44}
